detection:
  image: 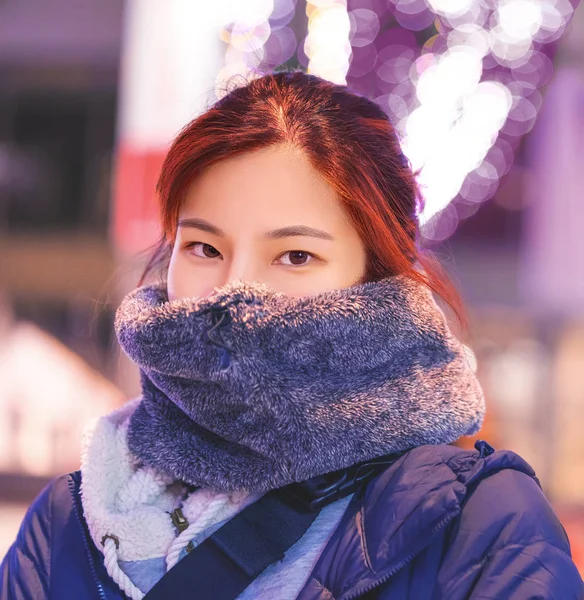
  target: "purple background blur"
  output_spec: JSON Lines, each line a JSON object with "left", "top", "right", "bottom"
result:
{"left": 0, "top": 0, "right": 583, "bottom": 567}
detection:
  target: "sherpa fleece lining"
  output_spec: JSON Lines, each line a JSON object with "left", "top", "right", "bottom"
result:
{"left": 80, "top": 399, "right": 261, "bottom": 562}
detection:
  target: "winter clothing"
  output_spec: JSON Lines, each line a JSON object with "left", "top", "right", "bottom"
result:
{"left": 117, "top": 276, "right": 484, "bottom": 492}
{"left": 77, "top": 399, "right": 353, "bottom": 598}
{"left": 1, "top": 276, "right": 582, "bottom": 599}
{"left": 1, "top": 442, "right": 582, "bottom": 599}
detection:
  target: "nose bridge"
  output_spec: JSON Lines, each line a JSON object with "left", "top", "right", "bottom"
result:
{"left": 224, "top": 247, "right": 260, "bottom": 286}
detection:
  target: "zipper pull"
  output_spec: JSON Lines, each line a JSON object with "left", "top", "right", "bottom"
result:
{"left": 170, "top": 507, "right": 189, "bottom": 534}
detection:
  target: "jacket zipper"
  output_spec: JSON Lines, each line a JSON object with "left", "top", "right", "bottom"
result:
{"left": 67, "top": 474, "right": 108, "bottom": 600}
{"left": 341, "top": 511, "right": 458, "bottom": 600}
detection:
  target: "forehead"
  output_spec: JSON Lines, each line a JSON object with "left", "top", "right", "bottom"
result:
{"left": 179, "top": 145, "right": 346, "bottom": 229}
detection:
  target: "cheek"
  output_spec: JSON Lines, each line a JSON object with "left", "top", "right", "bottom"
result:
{"left": 166, "top": 246, "right": 196, "bottom": 300}
{"left": 342, "top": 239, "right": 367, "bottom": 281}
{"left": 166, "top": 249, "right": 182, "bottom": 301}
{"left": 166, "top": 248, "right": 217, "bottom": 300}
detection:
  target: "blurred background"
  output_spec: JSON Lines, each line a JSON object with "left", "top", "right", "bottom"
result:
{"left": 0, "top": 0, "right": 583, "bottom": 570}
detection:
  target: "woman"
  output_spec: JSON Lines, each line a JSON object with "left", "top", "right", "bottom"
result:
{"left": 1, "top": 71, "right": 582, "bottom": 600}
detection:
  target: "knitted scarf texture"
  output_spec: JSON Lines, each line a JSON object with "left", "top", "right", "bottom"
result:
{"left": 115, "top": 275, "right": 485, "bottom": 493}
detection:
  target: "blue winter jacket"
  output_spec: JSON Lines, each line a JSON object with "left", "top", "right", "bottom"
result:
{"left": 1, "top": 442, "right": 583, "bottom": 599}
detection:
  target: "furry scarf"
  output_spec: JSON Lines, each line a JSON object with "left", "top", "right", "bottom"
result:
{"left": 115, "top": 276, "right": 485, "bottom": 493}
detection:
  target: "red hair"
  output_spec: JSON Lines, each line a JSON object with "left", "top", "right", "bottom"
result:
{"left": 139, "top": 71, "right": 465, "bottom": 325}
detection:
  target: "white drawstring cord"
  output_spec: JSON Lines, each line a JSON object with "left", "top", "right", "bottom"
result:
{"left": 101, "top": 489, "right": 251, "bottom": 596}
{"left": 166, "top": 493, "right": 231, "bottom": 570}
{"left": 100, "top": 494, "right": 232, "bottom": 597}
{"left": 165, "top": 521, "right": 198, "bottom": 570}
{"left": 102, "top": 536, "right": 145, "bottom": 600}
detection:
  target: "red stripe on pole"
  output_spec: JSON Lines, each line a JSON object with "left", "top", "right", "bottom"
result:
{"left": 112, "top": 144, "right": 167, "bottom": 255}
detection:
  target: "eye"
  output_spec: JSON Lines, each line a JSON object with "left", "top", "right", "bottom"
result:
{"left": 185, "top": 242, "right": 222, "bottom": 259}
{"left": 276, "top": 250, "right": 316, "bottom": 267}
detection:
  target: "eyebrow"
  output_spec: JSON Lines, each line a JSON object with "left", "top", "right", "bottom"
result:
{"left": 177, "top": 217, "right": 335, "bottom": 241}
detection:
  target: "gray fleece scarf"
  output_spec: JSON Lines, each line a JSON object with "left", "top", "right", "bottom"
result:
{"left": 115, "top": 276, "right": 485, "bottom": 493}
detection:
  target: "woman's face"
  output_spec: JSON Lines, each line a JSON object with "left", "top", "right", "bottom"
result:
{"left": 167, "top": 145, "right": 367, "bottom": 300}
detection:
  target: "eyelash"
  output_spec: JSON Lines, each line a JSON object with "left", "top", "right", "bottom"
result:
{"left": 184, "top": 242, "right": 317, "bottom": 266}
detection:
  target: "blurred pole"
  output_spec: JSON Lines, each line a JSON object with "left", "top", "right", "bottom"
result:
{"left": 520, "top": 80, "right": 584, "bottom": 312}
{"left": 518, "top": 5, "right": 584, "bottom": 502}
{"left": 110, "top": 1, "right": 227, "bottom": 397}
{"left": 112, "top": 0, "right": 226, "bottom": 256}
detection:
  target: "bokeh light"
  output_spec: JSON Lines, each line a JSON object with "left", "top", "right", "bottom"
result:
{"left": 349, "top": 8, "right": 380, "bottom": 46}
{"left": 269, "top": 0, "right": 297, "bottom": 26}
{"left": 215, "top": 0, "right": 275, "bottom": 96}
{"left": 212, "top": 0, "right": 578, "bottom": 240}
{"left": 426, "top": 0, "right": 476, "bottom": 17}
{"left": 262, "top": 26, "right": 298, "bottom": 68}
{"left": 305, "top": 0, "right": 352, "bottom": 84}
{"left": 393, "top": 2, "right": 436, "bottom": 31}
{"left": 376, "top": 0, "right": 577, "bottom": 238}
